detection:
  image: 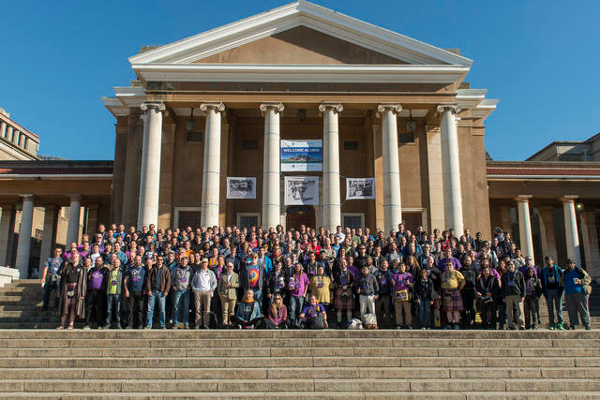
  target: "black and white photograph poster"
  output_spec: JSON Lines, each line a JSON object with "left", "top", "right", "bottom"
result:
{"left": 346, "top": 178, "right": 375, "bottom": 200}
{"left": 284, "top": 176, "right": 319, "bottom": 205}
{"left": 226, "top": 177, "right": 256, "bottom": 199}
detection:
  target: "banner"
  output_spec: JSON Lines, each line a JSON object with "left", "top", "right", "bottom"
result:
{"left": 226, "top": 177, "right": 256, "bottom": 199}
{"left": 346, "top": 178, "right": 375, "bottom": 200}
{"left": 281, "top": 140, "right": 323, "bottom": 171}
{"left": 284, "top": 176, "right": 319, "bottom": 205}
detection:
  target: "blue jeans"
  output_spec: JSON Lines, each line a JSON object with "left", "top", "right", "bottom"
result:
{"left": 546, "top": 289, "right": 564, "bottom": 325}
{"left": 418, "top": 300, "right": 431, "bottom": 328}
{"left": 252, "top": 288, "right": 263, "bottom": 305}
{"left": 105, "top": 294, "right": 121, "bottom": 327}
{"left": 289, "top": 296, "right": 304, "bottom": 327}
{"left": 146, "top": 290, "right": 166, "bottom": 328}
{"left": 172, "top": 289, "right": 190, "bottom": 326}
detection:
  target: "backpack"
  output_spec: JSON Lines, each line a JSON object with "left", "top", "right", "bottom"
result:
{"left": 361, "top": 313, "right": 378, "bottom": 330}
{"left": 576, "top": 267, "right": 593, "bottom": 296}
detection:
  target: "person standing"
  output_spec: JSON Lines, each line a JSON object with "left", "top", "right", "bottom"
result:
{"left": 84, "top": 256, "right": 107, "bottom": 330}
{"left": 523, "top": 267, "right": 542, "bottom": 330}
{"left": 540, "top": 256, "right": 564, "bottom": 330}
{"left": 56, "top": 253, "right": 87, "bottom": 330}
{"left": 217, "top": 262, "right": 239, "bottom": 328}
{"left": 191, "top": 258, "right": 217, "bottom": 329}
{"left": 123, "top": 255, "right": 147, "bottom": 329}
{"left": 287, "top": 262, "right": 310, "bottom": 328}
{"left": 440, "top": 260, "right": 465, "bottom": 330}
{"left": 356, "top": 265, "right": 379, "bottom": 320}
{"left": 40, "top": 248, "right": 63, "bottom": 312}
{"left": 374, "top": 260, "right": 394, "bottom": 327}
{"left": 104, "top": 258, "right": 124, "bottom": 329}
{"left": 561, "top": 259, "right": 592, "bottom": 330}
{"left": 144, "top": 256, "right": 171, "bottom": 329}
{"left": 501, "top": 260, "right": 526, "bottom": 330}
{"left": 170, "top": 256, "right": 193, "bottom": 329}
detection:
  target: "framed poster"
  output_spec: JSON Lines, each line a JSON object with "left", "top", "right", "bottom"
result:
{"left": 284, "top": 176, "right": 319, "bottom": 205}
{"left": 281, "top": 140, "right": 323, "bottom": 171}
{"left": 346, "top": 178, "right": 375, "bottom": 200}
{"left": 226, "top": 177, "right": 257, "bottom": 199}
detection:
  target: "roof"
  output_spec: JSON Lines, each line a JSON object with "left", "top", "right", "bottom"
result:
{"left": 0, "top": 160, "right": 113, "bottom": 176}
{"left": 526, "top": 132, "right": 600, "bottom": 161}
{"left": 487, "top": 161, "right": 600, "bottom": 180}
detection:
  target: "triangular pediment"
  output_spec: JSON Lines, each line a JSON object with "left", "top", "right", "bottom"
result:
{"left": 130, "top": 1, "right": 472, "bottom": 67}
{"left": 194, "top": 26, "right": 408, "bottom": 65}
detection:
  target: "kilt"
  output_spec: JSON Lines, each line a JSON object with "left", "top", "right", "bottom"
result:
{"left": 66, "top": 283, "right": 78, "bottom": 308}
{"left": 443, "top": 289, "right": 463, "bottom": 312}
{"left": 334, "top": 288, "right": 353, "bottom": 311}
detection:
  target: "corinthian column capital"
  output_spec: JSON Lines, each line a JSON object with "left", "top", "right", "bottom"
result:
{"left": 318, "top": 103, "right": 343, "bottom": 115}
{"left": 436, "top": 104, "right": 460, "bottom": 115}
{"left": 259, "top": 102, "right": 285, "bottom": 116}
{"left": 140, "top": 102, "right": 166, "bottom": 112}
{"left": 376, "top": 103, "right": 402, "bottom": 118}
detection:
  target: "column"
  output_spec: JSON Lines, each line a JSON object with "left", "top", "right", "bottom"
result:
{"left": 516, "top": 195, "right": 535, "bottom": 264}
{"left": 319, "top": 103, "right": 343, "bottom": 232}
{"left": 537, "top": 206, "right": 557, "bottom": 260}
{"left": 200, "top": 103, "right": 225, "bottom": 228}
{"left": 437, "top": 105, "right": 464, "bottom": 233}
{"left": 6, "top": 126, "right": 13, "bottom": 142}
{"left": 0, "top": 205, "right": 16, "bottom": 267}
{"left": 66, "top": 194, "right": 81, "bottom": 246}
{"left": 0, "top": 121, "right": 6, "bottom": 138}
{"left": 377, "top": 104, "right": 402, "bottom": 233}
{"left": 86, "top": 204, "right": 99, "bottom": 237}
{"left": 426, "top": 125, "right": 445, "bottom": 232}
{"left": 259, "top": 103, "right": 284, "bottom": 230}
{"left": 39, "top": 205, "right": 58, "bottom": 271}
{"left": 138, "top": 102, "right": 165, "bottom": 229}
{"left": 561, "top": 195, "right": 581, "bottom": 266}
{"left": 15, "top": 195, "right": 34, "bottom": 277}
{"left": 580, "top": 210, "right": 600, "bottom": 278}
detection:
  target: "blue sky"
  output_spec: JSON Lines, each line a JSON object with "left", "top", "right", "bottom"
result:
{"left": 1, "top": 0, "right": 598, "bottom": 161}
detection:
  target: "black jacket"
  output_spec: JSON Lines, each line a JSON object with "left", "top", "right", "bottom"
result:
{"left": 413, "top": 277, "right": 436, "bottom": 302}
{"left": 476, "top": 275, "right": 501, "bottom": 301}
{"left": 501, "top": 270, "right": 526, "bottom": 298}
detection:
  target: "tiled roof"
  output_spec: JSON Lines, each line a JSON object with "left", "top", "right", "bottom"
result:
{"left": 487, "top": 161, "right": 600, "bottom": 177}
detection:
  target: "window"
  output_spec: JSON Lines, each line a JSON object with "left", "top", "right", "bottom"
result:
{"left": 342, "top": 213, "right": 364, "bottom": 230}
{"left": 399, "top": 133, "right": 415, "bottom": 143}
{"left": 242, "top": 140, "right": 258, "bottom": 150}
{"left": 186, "top": 132, "right": 203, "bottom": 142}
{"left": 237, "top": 213, "right": 260, "bottom": 229}
{"left": 344, "top": 141, "right": 359, "bottom": 151}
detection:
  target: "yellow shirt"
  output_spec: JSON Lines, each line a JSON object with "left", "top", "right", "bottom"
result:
{"left": 108, "top": 270, "right": 119, "bottom": 295}
{"left": 309, "top": 275, "right": 331, "bottom": 304}
{"left": 441, "top": 270, "right": 465, "bottom": 290}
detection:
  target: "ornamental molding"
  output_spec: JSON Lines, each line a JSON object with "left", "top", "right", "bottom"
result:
{"left": 436, "top": 104, "right": 461, "bottom": 115}
{"left": 140, "top": 102, "right": 166, "bottom": 112}
{"left": 259, "top": 102, "right": 285, "bottom": 116}
{"left": 200, "top": 102, "right": 226, "bottom": 114}
{"left": 376, "top": 104, "right": 402, "bottom": 118}
{"left": 318, "top": 103, "right": 343, "bottom": 115}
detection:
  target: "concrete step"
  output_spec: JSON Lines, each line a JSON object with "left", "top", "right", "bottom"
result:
{"left": 0, "top": 356, "right": 598, "bottom": 369}
{"left": 0, "top": 378, "right": 598, "bottom": 393}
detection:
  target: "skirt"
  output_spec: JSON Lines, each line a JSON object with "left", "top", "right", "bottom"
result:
{"left": 66, "top": 283, "right": 78, "bottom": 308}
{"left": 334, "top": 288, "right": 353, "bottom": 311}
{"left": 443, "top": 289, "right": 463, "bottom": 312}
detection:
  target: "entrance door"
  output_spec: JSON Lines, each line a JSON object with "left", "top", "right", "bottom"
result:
{"left": 286, "top": 206, "right": 316, "bottom": 231}
{"left": 402, "top": 212, "right": 423, "bottom": 233}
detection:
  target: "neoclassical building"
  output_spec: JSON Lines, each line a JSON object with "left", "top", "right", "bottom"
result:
{"left": 0, "top": 1, "right": 598, "bottom": 281}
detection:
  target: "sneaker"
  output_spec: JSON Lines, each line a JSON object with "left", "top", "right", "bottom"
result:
{"left": 183, "top": 325, "right": 190, "bottom": 330}
{"left": 453, "top": 324, "right": 460, "bottom": 330}
{"left": 519, "top": 326, "right": 525, "bottom": 331}
{"left": 171, "top": 325, "right": 179, "bottom": 330}
{"left": 144, "top": 326, "right": 152, "bottom": 330}
{"left": 549, "top": 324, "right": 555, "bottom": 330}
{"left": 102, "top": 325, "right": 111, "bottom": 330}
{"left": 82, "top": 325, "right": 91, "bottom": 331}
{"left": 116, "top": 325, "right": 122, "bottom": 330}
{"left": 585, "top": 325, "right": 591, "bottom": 331}
{"left": 569, "top": 326, "right": 576, "bottom": 330}
{"left": 556, "top": 323, "right": 564, "bottom": 331}
{"left": 443, "top": 325, "right": 452, "bottom": 330}
{"left": 396, "top": 325, "right": 403, "bottom": 330}
{"left": 421, "top": 327, "right": 426, "bottom": 330}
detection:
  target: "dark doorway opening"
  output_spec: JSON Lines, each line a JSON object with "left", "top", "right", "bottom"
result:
{"left": 286, "top": 206, "right": 316, "bottom": 231}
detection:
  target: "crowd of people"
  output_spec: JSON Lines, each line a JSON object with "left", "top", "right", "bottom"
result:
{"left": 40, "top": 223, "right": 594, "bottom": 331}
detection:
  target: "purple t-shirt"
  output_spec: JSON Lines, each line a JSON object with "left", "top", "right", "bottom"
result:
{"left": 288, "top": 272, "right": 310, "bottom": 297}
{"left": 301, "top": 303, "right": 325, "bottom": 319}
{"left": 392, "top": 272, "right": 413, "bottom": 292}
{"left": 89, "top": 269, "right": 104, "bottom": 290}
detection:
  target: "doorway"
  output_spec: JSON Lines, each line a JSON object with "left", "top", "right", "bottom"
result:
{"left": 286, "top": 206, "right": 316, "bottom": 231}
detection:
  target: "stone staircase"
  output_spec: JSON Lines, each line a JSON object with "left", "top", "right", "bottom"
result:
{"left": 0, "top": 330, "right": 598, "bottom": 399}
{"left": 0, "top": 279, "right": 598, "bottom": 329}
{"left": 0, "top": 280, "right": 598, "bottom": 398}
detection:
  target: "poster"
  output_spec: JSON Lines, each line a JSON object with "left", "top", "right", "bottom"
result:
{"left": 284, "top": 176, "right": 319, "bottom": 205}
{"left": 226, "top": 177, "right": 256, "bottom": 199}
{"left": 346, "top": 178, "right": 375, "bottom": 200}
{"left": 281, "top": 140, "right": 323, "bottom": 171}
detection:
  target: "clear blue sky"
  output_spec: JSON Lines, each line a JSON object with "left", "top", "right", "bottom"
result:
{"left": 2, "top": 0, "right": 598, "bottom": 161}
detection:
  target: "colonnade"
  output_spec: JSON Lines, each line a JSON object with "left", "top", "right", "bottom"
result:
{"left": 136, "top": 101, "right": 464, "bottom": 232}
